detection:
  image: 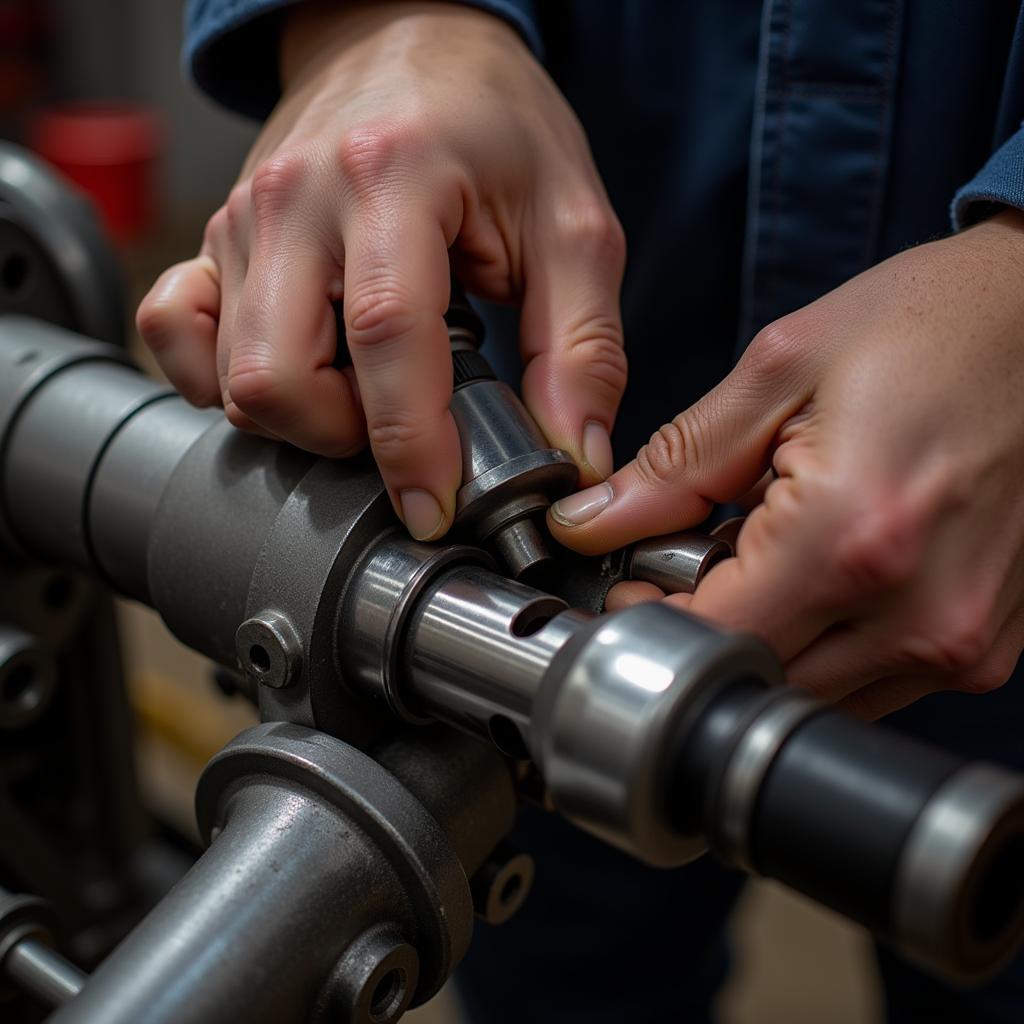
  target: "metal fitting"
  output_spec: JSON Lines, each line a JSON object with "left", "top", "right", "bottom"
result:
{"left": 469, "top": 844, "right": 535, "bottom": 926}
{"left": 0, "top": 624, "right": 56, "bottom": 729}
{"left": 235, "top": 611, "right": 303, "bottom": 689}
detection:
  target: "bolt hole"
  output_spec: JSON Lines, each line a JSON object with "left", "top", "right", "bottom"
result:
{"left": 509, "top": 597, "right": 563, "bottom": 638}
{"left": 2, "top": 663, "right": 39, "bottom": 712}
{"left": 2, "top": 253, "right": 29, "bottom": 294}
{"left": 369, "top": 967, "right": 405, "bottom": 1022}
{"left": 499, "top": 871, "right": 524, "bottom": 908}
{"left": 248, "top": 644, "right": 271, "bottom": 673}
{"left": 42, "top": 575, "right": 74, "bottom": 610}
{"left": 488, "top": 714, "right": 530, "bottom": 761}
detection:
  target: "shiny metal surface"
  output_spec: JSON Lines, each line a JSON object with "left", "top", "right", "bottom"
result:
{"left": 533, "top": 602, "right": 784, "bottom": 866}
{"left": 5, "top": 937, "right": 85, "bottom": 1007}
{"left": 0, "top": 623, "right": 56, "bottom": 730}
{"left": 450, "top": 379, "right": 576, "bottom": 577}
{"left": 339, "top": 533, "right": 491, "bottom": 724}
{"left": 405, "top": 564, "right": 588, "bottom": 748}
{"left": 893, "top": 763, "right": 1024, "bottom": 980}
{"left": 713, "top": 690, "right": 821, "bottom": 871}
{"left": 51, "top": 724, "right": 499, "bottom": 1024}
{"left": 629, "top": 531, "right": 733, "bottom": 593}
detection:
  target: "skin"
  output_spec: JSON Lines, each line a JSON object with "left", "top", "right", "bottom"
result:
{"left": 137, "top": 1, "right": 625, "bottom": 540}
{"left": 549, "top": 209, "right": 1024, "bottom": 718}
{"left": 142, "top": 1, "right": 1024, "bottom": 717}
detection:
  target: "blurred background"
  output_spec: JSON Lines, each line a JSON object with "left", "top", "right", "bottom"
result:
{"left": 2, "top": 1, "right": 883, "bottom": 1020}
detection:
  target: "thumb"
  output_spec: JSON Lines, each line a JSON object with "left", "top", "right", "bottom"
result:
{"left": 547, "top": 343, "right": 811, "bottom": 554}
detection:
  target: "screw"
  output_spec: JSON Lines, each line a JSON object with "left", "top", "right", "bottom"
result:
{"left": 234, "top": 612, "right": 302, "bottom": 689}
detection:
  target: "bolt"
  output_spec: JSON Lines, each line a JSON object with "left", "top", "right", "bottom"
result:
{"left": 234, "top": 612, "right": 302, "bottom": 689}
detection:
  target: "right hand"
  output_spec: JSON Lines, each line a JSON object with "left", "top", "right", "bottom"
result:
{"left": 137, "top": 0, "right": 626, "bottom": 540}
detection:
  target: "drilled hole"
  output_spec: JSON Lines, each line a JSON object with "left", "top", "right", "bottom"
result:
{"left": 248, "top": 644, "right": 271, "bottom": 673}
{"left": 509, "top": 598, "right": 563, "bottom": 638}
{"left": 500, "top": 871, "right": 524, "bottom": 908}
{"left": 2, "top": 252, "right": 29, "bottom": 294}
{"left": 488, "top": 715, "right": 530, "bottom": 761}
{"left": 369, "top": 967, "right": 405, "bottom": 1022}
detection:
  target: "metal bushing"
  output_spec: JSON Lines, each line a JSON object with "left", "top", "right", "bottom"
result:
{"left": 196, "top": 723, "right": 475, "bottom": 1008}
{"left": 0, "top": 625, "right": 56, "bottom": 730}
{"left": 531, "top": 602, "right": 784, "bottom": 866}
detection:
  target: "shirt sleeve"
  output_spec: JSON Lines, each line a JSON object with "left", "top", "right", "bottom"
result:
{"left": 951, "top": 123, "right": 1024, "bottom": 229}
{"left": 183, "top": 0, "right": 543, "bottom": 121}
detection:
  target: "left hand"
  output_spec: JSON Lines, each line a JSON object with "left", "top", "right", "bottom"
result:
{"left": 548, "top": 209, "right": 1024, "bottom": 719}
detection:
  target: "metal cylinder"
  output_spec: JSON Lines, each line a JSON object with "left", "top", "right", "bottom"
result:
{"left": 405, "top": 564, "right": 589, "bottom": 754}
{"left": 450, "top": 378, "right": 576, "bottom": 579}
{"left": 5, "top": 937, "right": 85, "bottom": 1007}
{"left": 49, "top": 723, "right": 510, "bottom": 1024}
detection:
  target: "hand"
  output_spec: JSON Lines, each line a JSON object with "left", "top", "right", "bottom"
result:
{"left": 137, "top": 0, "right": 625, "bottom": 540}
{"left": 548, "top": 210, "right": 1024, "bottom": 719}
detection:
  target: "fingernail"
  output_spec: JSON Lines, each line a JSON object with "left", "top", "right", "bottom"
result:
{"left": 550, "top": 482, "right": 613, "bottom": 527}
{"left": 582, "top": 421, "right": 613, "bottom": 479}
{"left": 400, "top": 489, "right": 445, "bottom": 540}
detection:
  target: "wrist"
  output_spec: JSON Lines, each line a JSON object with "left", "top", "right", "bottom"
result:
{"left": 281, "top": 0, "right": 521, "bottom": 90}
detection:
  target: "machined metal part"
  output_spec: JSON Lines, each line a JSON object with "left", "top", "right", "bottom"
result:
{"left": 628, "top": 531, "right": 733, "bottom": 593}
{"left": 469, "top": 843, "right": 535, "bottom": 925}
{"left": 711, "top": 690, "right": 822, "bottom": 871}
{"left": 339, "top": 532, "right": 495, "bottom": 724}
{"left": 0, "top": 624, "right": 56, "bottom": 730}
{"left": 48, "top": 723, "right": 514, "bottom": 1024}
{"left": 893, "top": 763, "right": 1024, "bottom": 981}
{"left": 404, "top": 562, "right": 589, "bottom": 751}
{"left": 0, "top": 143, "right": 124, "bottom": 346}
{"left": 450, "top": 379, "right": 577, "bottom": 579}
{"left": 532, "top": 602, "right": 785, "bottom": 866}
{"left": 0, "top": 887, "right": 86, "bottom": 1009}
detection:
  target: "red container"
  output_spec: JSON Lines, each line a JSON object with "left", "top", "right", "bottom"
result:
{"left": 29, "top": 101, "right": 161, "bottom": 243}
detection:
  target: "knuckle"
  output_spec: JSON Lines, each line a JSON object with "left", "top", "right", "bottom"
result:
{"left": 903, "top": 615, "right": 995, "bottom": 676}
{"left": 957, "top": 652, "right": 1016, "bottom": 695}
{"left": 250, "top": 151, "right": 310, "bottom": 218}
{"left": 224, "top": 183, "right": 251, "bottom": 235}
{"left": 135, "top": 293, "right": 173, "bottom": 347}
{"left": 202, "top": 206, "right": 229, "bottom": 250}
{"left": 367, "top": 410, "right": 425, "bottom": 463}
{"left": 344, "top": 287, "right": 420, "bottom": 347}
{"left": 336, "top": 122, "right": 423, "bottom": 188}
{"left": 569, "top": 332, "right": 628, "bottom": 400}
{"left": 830, "top": 503, "right": 920, "bottom": 595}
{"left": 226, "top": 364, "right": 286, "bottom": 418}
{"left": 634, "top": 417, "right": 700, "bottom": 489}
{"left": 747, "top": 316, "right": 806, "bottom": 377}
{"left": 555, "top": 198, "right": 626, "bottom": 265}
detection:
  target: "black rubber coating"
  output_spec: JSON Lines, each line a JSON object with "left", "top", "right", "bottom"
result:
{"left": 747, "top": 712, "right": 963, "bottom": 931}
{"left": 668, "top": 676, "right": 769, "bottom": 835}
{"left": 452, "top": 349, "right": 496, "bottom": 389}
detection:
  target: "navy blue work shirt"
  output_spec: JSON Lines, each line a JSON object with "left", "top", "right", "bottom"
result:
{"left": 184, "top": 0, "right": 1024, "bottom": 460}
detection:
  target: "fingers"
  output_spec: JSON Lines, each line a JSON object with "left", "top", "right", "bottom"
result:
{"left": 519, "top": 195, "right": 627, "bottom": 485}
{"left": 546, "top": 322, "right": 815, "bottom": 554}
{"left": 339, "top": 187, "right": 463, "bottom": 539}
{"left": 225, "top": 225, "right": 366, "bottom": 457}
{"left": 137, "top": 255, "right": 221, "bottom": 406}
{"left": 604, "top": 580, "right": 667, "bottom": 611}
